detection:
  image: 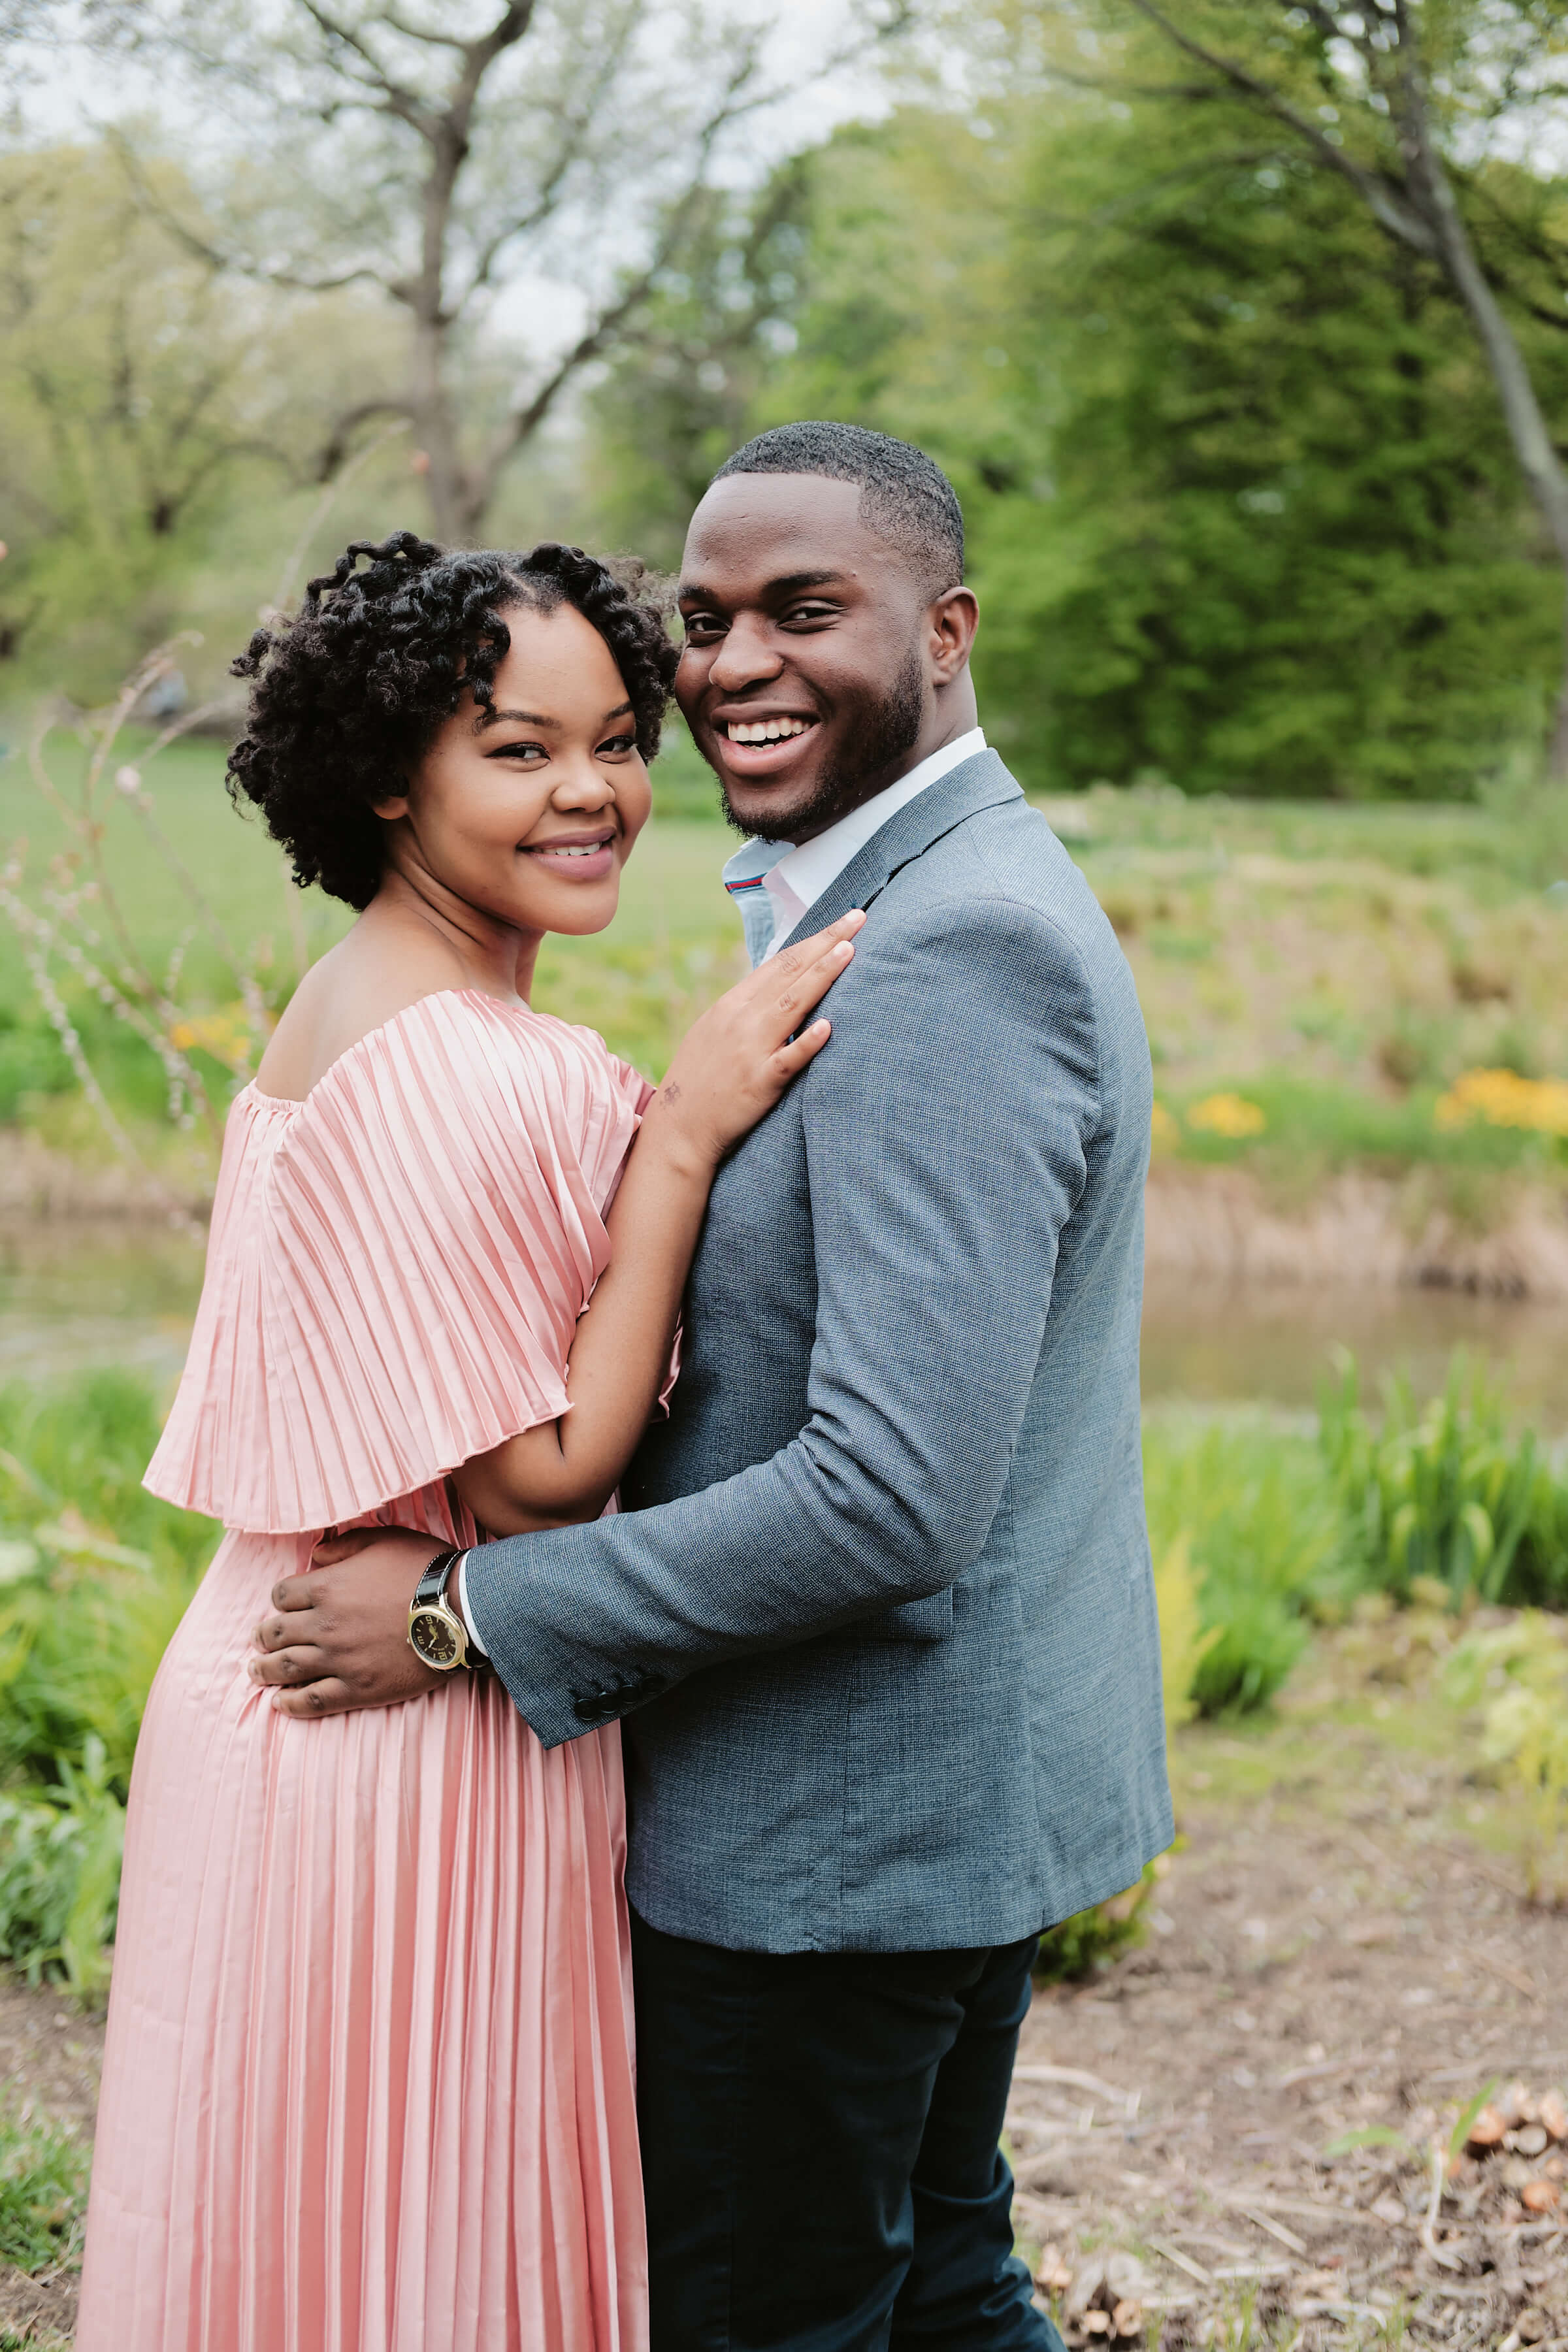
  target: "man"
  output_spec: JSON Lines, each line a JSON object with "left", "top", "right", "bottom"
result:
{"left": 255, "top": 421, "right": 1173, "bottom": 2348}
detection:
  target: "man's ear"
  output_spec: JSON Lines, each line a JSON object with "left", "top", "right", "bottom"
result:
{"left": 928, "top": 585, "right": 979, "bottom": 684}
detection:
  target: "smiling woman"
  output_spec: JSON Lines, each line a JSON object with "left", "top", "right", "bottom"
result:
{"left": 73, "top": 527, "right": 864, "bottom": 2352}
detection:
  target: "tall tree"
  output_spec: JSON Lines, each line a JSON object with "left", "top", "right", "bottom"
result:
{"left": 589, "top": 91, "right": 1562, "bottom": 795}
{"left": 1071, "top": 0, "right": 1568, "bottom": 774}
{"left": 0, "top": 139, "right": 368, "bottom": 678}
{"left": 78, "top": 0, "right": 903, "bottom": 542}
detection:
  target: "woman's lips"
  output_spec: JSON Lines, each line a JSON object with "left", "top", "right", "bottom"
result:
{"left": 523, "top": 835, "right": 616, "bottom": 881}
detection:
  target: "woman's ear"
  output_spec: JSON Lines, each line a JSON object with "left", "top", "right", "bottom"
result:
{"left": 371, "top": 791, "right": 410, "bottom": 821}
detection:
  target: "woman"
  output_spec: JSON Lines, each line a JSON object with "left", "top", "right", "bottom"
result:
{"left": 75, "top": 532, "right": 862, "bottom": 2352}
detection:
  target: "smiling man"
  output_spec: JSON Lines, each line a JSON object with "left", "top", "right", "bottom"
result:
{"left": 254, "top": 423, "right": 1173, "bottom": 2350}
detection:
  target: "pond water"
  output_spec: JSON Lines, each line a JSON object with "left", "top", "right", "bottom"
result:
{"left": 5, "top": 1224, "right": 1565, "bottom": 1433}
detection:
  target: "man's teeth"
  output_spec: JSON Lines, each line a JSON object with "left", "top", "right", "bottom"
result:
{"left": 726, "top": 718, "right": 812, "bottom": 743}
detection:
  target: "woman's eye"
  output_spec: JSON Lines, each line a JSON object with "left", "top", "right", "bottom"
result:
{"left": 598, "top": 733, "right": 638, "bottom": 759}
{"left": 489, "top": 741, "right": 547, "bottom": 764}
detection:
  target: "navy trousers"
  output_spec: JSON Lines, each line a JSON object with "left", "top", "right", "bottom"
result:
{"left": 630, "top": 1908, "right": 1065, "bottom": 2352}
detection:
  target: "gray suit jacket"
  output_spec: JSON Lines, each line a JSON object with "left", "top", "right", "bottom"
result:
{"left": 476, "top": 749, "right": 1173, "bottom": 1952}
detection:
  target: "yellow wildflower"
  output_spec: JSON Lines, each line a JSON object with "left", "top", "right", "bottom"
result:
{"left": 1149, "top": 1100, "right": 1180, "bottom": 1152}
{"left": 169, "top": 1003, "right": 265, "bottom": 1073}
{"left": 1434, "top": 1068, "right": 1568, "bottom": 1138}
{"left": 1186, "top": 1091, "right": 1267, "bottom": 1139}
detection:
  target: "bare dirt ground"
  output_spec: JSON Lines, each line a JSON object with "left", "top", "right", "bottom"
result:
{"left": 1, "top": 1629, "right": 1562, "bottom": 2349}
{"left": 0, "top": 1979, "right": 102, "bottom": 2348}
{"left": 1013, "top": 1633, "right": 1568, "bottom": 2351}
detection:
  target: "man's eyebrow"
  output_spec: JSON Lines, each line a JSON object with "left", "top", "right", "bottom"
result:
{"left": 677, "top": 569, "right": 846, "bottom": 605}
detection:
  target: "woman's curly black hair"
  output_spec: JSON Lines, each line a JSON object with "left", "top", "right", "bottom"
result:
{"left": 227, "top": 531, "right": 679, "bottom": 910}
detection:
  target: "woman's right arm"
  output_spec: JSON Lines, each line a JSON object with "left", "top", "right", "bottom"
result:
{"left": 450, "top": 910, "right": 865, "bottom": 1536}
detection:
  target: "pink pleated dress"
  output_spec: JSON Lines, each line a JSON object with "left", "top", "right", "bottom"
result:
{"left": 76, "top": 989, "right": 651, "bottom": 2352}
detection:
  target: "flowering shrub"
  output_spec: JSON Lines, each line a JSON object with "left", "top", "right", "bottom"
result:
{"left": 1435, "top": 1067, "right": 1568, "bottom": 1138}
{"left": 1184, "top": 1092, "right": 1267, "bottom": 1138}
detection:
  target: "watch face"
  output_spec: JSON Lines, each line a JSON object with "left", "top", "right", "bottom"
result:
{"left": 410, "top": 1607, "right": 461, "bottom": 1669}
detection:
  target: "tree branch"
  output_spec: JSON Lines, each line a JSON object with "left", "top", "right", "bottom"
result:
{"left": 374, "top": 5, "right": 470, "bottom": 50}
{"left": 294, "top": 0, "right": 438, "bottom": 138}
{"left": 458, "top": 8, "right": 639, "bottom": 304}
{"left": 108, "top": 131, "right": 391, "bottom": 296}
{"left": 461, "top": 84, "right": 748, "bottom": 527}
{"left": 1125, "top": 0, "right": 1437, "bottom": 255}
{"left": 316, "top": 395, "right": 417, "bottom": 480}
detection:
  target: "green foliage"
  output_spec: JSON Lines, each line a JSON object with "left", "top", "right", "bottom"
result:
{"left": 1443, "top": 1614, "right": 1568, "bottom": 1903}
{"left": 1142, "top": 1417, "right": 1350, "bottom": 1713}
{"left": 1151, "top": 1530, "right": 1219, "bottom": 1733}
{"left": 0, "top": 1749, "right": 124, "bottom": 1997}
{"left": 1320, "top": 1354, "right": 1568, "bottom": 1609}
{"left": 1034, "top": 1863, "right": 1155, "bottom": 1983}
{"left": 0, "top": 133, "right": 419, "bottom": 703}
{"left": 0, "top": 1371, "right": 216, "bottom": 1793}
{"left": 0, "top": 1007, "right": 71, "bottom": 1124}
{"left": 589, "top": 15, "right": 1568, "bottom": 798}
{"left": 0, "top": 2104, "right": 89, "bottom": 2274}
{"left": 968, "top": 61, "right": 1561, "bottom": 799}
{"left": 582, "top": 173, "right": 815, "bottom": 576}
{"left": 0, "top": 1371, "right": 216, "bottom": 1988}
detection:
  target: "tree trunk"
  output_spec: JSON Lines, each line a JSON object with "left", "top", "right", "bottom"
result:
{"left": 408, "top": 309, "right": 467, "bottom": 545}
{"left": 1395, "top": 24, "right": 1568, "bottom": 778}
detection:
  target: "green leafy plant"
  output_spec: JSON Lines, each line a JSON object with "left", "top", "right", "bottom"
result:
{"left": 0, "top": 1371, "right": 216, "bottom": 1989}
{"left": 1143, "top": 1418, "right": 1350, "bottom": 1714}
{"left": 1034, "top": 1862, "right": 1157, "bottom": 1984}
{"left": 1320, "top": 1353, "right": 1568, "bottom": 1609}
{"left": 0, "top": 1744, "right": 125, "bottom": 1997}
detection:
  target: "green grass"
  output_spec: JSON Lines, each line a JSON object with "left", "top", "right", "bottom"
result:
{"left": 0, "top": 718, "right": 745, "bottom": 1150}
{"left": 0, "top": 2105, "right": 89, "bottom": 2275}
{"left": 4, "top": 718, "right": 1567, "bottom": 1201}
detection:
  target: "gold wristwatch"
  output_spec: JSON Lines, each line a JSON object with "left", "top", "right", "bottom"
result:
{"left": 407, "top": 1546, "right": 480, "bottom": 1671}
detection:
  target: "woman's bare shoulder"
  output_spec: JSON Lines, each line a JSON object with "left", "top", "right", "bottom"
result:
{"left": 255, "top": 915, "right": 472, "bottom": 1103}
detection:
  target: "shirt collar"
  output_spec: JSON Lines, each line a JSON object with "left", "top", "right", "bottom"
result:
{"left": 721, "top": 726, "right": 987, "bottom": 953}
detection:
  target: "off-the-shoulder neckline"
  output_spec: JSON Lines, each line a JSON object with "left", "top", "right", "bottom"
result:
{"left": 245, "top": 986, "right": 561, "bottom": 1113}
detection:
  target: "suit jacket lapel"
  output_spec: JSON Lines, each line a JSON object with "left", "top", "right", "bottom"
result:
{"left": 772, "top": 748, "right": 1024, "bottom": 956}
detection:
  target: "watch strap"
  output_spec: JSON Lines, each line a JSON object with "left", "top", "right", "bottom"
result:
{"left": 413, "top": 1547, "right": 465, "bottom": 1610}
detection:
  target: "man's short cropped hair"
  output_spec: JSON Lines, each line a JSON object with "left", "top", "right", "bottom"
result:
{"left": 711, "top": 421, "right": 964, "bottom": 600}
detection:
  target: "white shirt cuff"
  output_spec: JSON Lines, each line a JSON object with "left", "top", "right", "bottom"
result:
{"left": 456, "top": 1550, "right": 490, "bottom": 1659}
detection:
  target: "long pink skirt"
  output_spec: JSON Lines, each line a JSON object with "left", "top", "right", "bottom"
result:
{"left": 76, "top": 1527, "right": 647, "bottom": 2352}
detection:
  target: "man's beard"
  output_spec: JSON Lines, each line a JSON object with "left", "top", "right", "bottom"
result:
{"left": 716, "top": 645, "right": 926, "bottom": 843}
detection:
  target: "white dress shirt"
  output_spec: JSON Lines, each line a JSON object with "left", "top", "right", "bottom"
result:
{"left": 459, "top": 724, "right": 988, "bottom": 1654}
{"left": 721, "top": 727, "right": 987, "bottom": 968}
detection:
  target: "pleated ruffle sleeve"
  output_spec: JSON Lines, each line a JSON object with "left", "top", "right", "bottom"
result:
{"left": 146, "top": 989, "right": 652, "bottom": 1534}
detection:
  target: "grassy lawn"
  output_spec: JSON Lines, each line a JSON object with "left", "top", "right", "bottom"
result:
{"left": 3, "top": 717, "right": 1567, "bottom": 1213}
